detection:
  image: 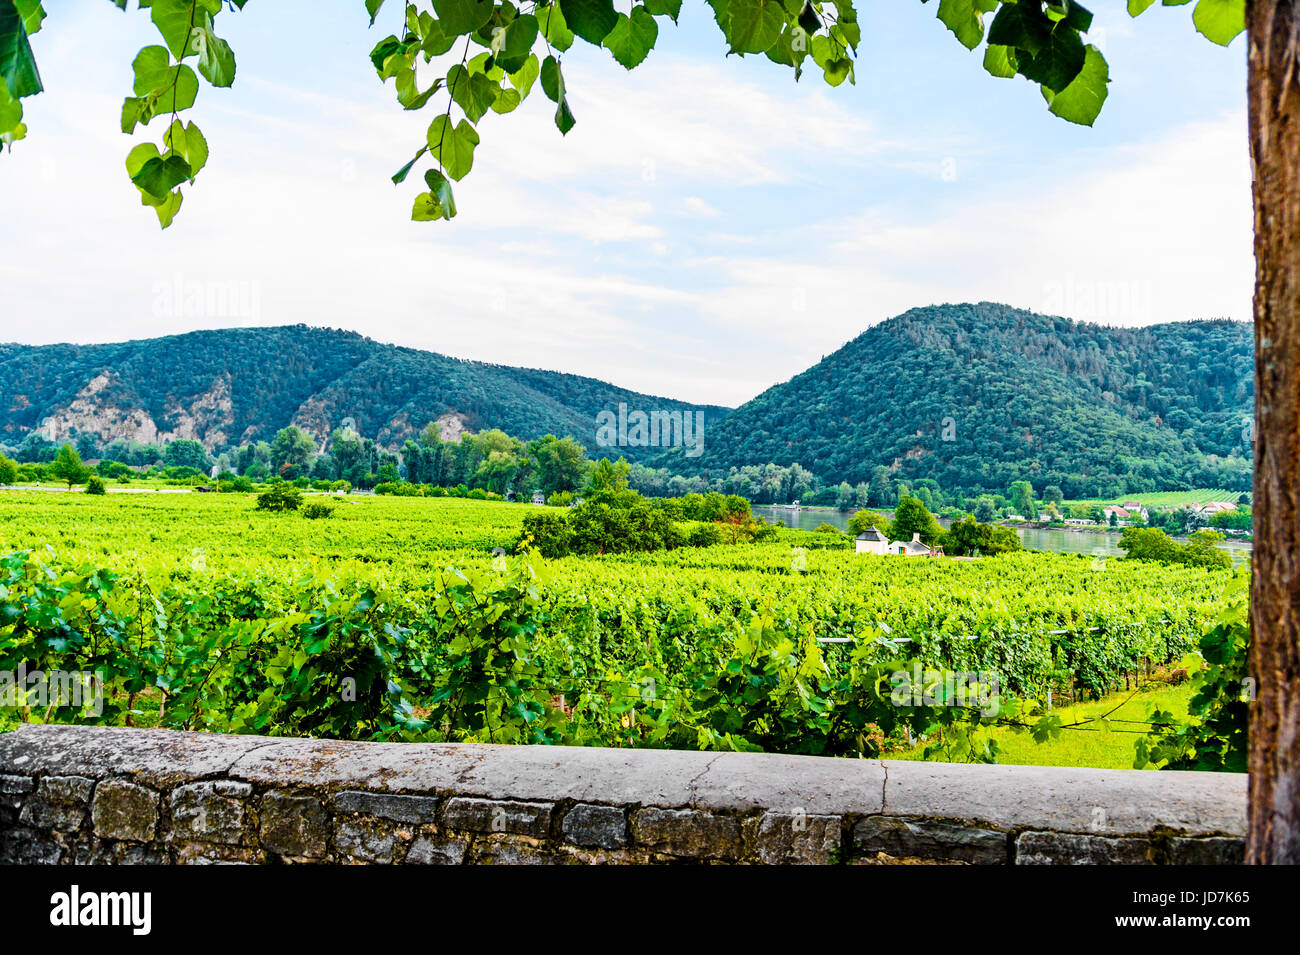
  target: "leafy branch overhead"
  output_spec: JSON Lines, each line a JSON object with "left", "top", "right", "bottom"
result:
{"left": 0, "top": 0, "right": 1245, "bottom": 228}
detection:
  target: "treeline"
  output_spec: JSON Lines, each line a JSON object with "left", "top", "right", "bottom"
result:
{"left": 659, "top": 303, "right": 1254, "bottom": 498}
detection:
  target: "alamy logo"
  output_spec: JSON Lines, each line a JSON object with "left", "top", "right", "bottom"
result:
{"left": 0, "top": 664, "right": 103, "bottom": 717}
{"left": 50, "top": 885, "right": 152, "bottom": 935}
{"left": 595, "top": 403, "right": 705, "bottom": 458}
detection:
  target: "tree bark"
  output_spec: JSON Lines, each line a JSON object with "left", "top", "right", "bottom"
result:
{"left": 1247, "top": 0, "right": 1300, "bottom": 865}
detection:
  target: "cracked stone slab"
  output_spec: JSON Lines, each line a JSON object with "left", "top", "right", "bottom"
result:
{"left": 880, "top": 760, "right": 1246, "bottom": 836}
{"left": 0, "top": 725, "right": 278, "bottom": 787}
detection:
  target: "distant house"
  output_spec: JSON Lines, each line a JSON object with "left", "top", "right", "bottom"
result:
{"left": 1006, "top": 514, "right": 1026, "bottom": 522}
{"left": 1196, "top": 501, "right": 1236, "bottom": 515}
{"left": 854, "top": 527, "right": 888, "bottom": 555}
{"left": 888, "top": 533, "right": 931, "bottom": 557}
{"left": 1103, "top": 505, "right": 1131, "bottom": 521}
{"left": 1064, "top": 518, "right": 1091, "bottom": 526}
{"left": 531, "top": 490, "right": 547, "bottom": 505}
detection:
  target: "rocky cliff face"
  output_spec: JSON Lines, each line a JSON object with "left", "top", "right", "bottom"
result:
{"left": 37, "top": 372, "right": 235, "bottom": 451}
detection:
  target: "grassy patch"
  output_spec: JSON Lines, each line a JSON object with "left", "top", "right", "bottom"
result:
{"left": 885, "top": 681, "right": 1195, "bottom": 770}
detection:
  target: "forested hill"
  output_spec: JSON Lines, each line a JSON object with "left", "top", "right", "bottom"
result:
{"left": 0, "top": 325, "right": 729, "bottom": 457}
{"left": 657, "top": 303, "right": 1254, "bottom": 498}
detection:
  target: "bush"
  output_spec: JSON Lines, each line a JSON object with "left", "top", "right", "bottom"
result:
{"left": 813, "top": 522, "right": 842, "bottom": 534}
{"left": 301, "top": 501, "right": 335, "bottom": 520}
{"left": 548, "top": 490, "right": 575, "bottom": 508}
{"left": 941, "top": 517, "right": 1022, "bottom": 556}
{"left": 256, "top": 484, "right": 303, "bottom": 512}
{"left": 375, "top": 481, "right": 424, "bottom": 496}
{"left": 466, "top": 488, "right": 488, "bottom": 500}
{"left": 85, "top": 476, "right": 107, "bottom": 495}
{"left": 518, "top": 511, "right": 573, "bottom": 558}
{"left": 1119, "top": 527, "right": 1231, "bottom": 570}
{"left": 687, "top": 522, "right": 723, "bottom": 547}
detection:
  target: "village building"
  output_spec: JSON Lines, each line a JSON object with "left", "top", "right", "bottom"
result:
{"left": 889, "top": 533, "right": 932, "bottom": 557}
{"left": 854, "top": 527, "right": 888, "bottom": 555}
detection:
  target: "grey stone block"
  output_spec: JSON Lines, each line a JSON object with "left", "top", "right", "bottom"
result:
{"left": 334, "top": 817, "right": 401, "bottom": 863}
{"left": 561, "top": 804, "right": 628, "bottom": 849}
{"left": 406, "top": 833, "right": 469, "bottom": 865}
{"left": 92, "top": 779, "right": 159, "bottom": 842}
{"left": 333, "top": 790, "right": 439, "bottom": 824}
{"left": 0, "top": 774, "right": 34, "bottom": 795}
{"left": 169, "top": 780, "right": 252, "bottom": 845}
{"left": 442, "top": 797, "right": 553, "bottom": 838}
{"left": 19, "top": 775, "right": 96, "bottom": 829}
{"left": 854, "top": 815, "right": 1007, "bottom": 864}
{"left": 259, "top": 791, "right": 329, "bottom": 858}
{"left": 173, "top": 842, "right": 264, "bottom": 865}
{"left": 0, "top": 826, "right": 63, "bottom": 864}
{"left": 753, "top": 811, "right": 841, "bottom": 864}
{"left": 1169, "top": 836, "right": 1245, "bottom": 865}
{"left": 631, "top": 807, "right": 741, "bottom": 860}
{"left": 1016, "top": 831, "right": 1152, "bottom": 865}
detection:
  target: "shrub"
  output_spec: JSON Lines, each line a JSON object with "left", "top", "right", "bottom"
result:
{"left": 466, "top": 488, "right": 488, "bottom": 500}
{"left": 85, "top": 476, "right": 107, "bottom": 495}
{"left": 548, "top": 490, "right": 575, "bottom": 508}
{"left": 256, "top": 484, "right": 303, "bottom": 511}
{"left": 687, "top": 522, "right": 723, "bottom": 547}
{"left": 301, "top": 501, "right": 335, "bottom": 520}
{"left": 518, "top": 511, "right": 574, "bottom": 558}
{"left": 813, "top": 522, "right": 842, "bottom": 534}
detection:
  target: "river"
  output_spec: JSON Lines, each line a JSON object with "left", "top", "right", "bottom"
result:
{"left": 752, "top": 505, "right": 1252, "bottom": 566}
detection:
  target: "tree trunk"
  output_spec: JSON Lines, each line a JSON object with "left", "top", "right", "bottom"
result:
{"left": 1247, "top": 0, "right": 1300, "bottom": 864}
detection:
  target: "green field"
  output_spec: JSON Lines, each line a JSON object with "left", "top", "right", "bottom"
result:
{"left": 1066, "top": 489, "right": 1243, "bottom": 508}
{"left": 0, "top": 490, "right": 1239, "bottom": 767}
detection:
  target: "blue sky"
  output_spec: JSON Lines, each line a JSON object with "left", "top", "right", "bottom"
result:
{"left": 0, "top": 1, "right": 1251, "bottom": 406}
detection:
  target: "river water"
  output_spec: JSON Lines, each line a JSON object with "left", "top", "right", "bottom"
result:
{"left": 752, "top": 505, "right": 1252, "bottom": 566}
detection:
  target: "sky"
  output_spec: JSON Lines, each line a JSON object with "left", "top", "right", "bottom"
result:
{"left": 0, "top": 1, "right": 1252, "bottom": 407}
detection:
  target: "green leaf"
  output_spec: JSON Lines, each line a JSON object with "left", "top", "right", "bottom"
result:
{"left": 559, "top": 0, "right": 619, "bottom": 45}
{"left": 603, "top": 7, "right": 658, "bottom": 70}
{"left": 0, "top": 0, "right": 42, "bottom": 98}
{"left": 163, "top": 118, "right": 208, "bottom": 179}
{"left": 145, "top": 187, "right": 183, "bottom": 228}
{"left": 642, "top": 0, "right": 682, "bottom": 20}
{"left": 1044, "top": 43, "right": 1108, "bottom": 126}
{"left": 426, "top": 114, "right": 480, "bottom": 180}
{"left": 430, "top": 0, "right": 495, "bottom": 36}
{"left": 499, "top": 13, "right": 539, "bottom": 58}
{"left": 150, "top": 0, "right": 198, "bottom": 60}
{"left": 1127, "top": 0, "right": 1156, "bottom": 15}
{"left": 189, "top": 11, "right": 236, "bottom": 87}
{"left": 936, "top": 0, "right": 999, "bottom": 51}
{"left": 1016, "top": 23, "right": 1086, "bottom": 92}
{"left": 412, "top": 167, "right": 457, "bottom": 220}
{"left": 0, "top": 75, "right": 27, "bottom": 147}
{"left": 391, "top": 144, "right": 428, "bottom": 183}
{"left": 1192, "top": 0, "right": 1244, "bottom": 46}
{"left": 723, "top": 0, "right": 785, "bottom": 55}
{"left": 987, "top": 0, "right": 1052, "bottom": 57}
{"left": 366, "top": 0, "right": 386, "bottom": 25}
{"left": 448, "top": 64, "right": 497, "bottom": 122}
{"left": 130, "top": 153, "right": 192, "bottom": 199}
{"left": 131, "top": 46, "right": 200, "bottom": 113}
{"left": 540, "top": 2, "right": 575, "bottom": 51}
{"left": 15, "top": 0, "right": 42, "bottom": 35}
{"left": 554, "top": 94, "right": 575, "bottom": 133}
{"left": 540, "top": 54, "right": 565, "bottom": 102}
{"left": 982, "top": 42, "right": 1017, "bottom": 78}
{"left": 508, "top": 53, "right": 540, "bottom": 98}
{"left": 490, "top": 86, "right": 521, "bottom": 113}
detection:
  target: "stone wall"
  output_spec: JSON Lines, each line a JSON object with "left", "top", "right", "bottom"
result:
{"left": 0, "top": 725, "right": 1247, "bottom": 865}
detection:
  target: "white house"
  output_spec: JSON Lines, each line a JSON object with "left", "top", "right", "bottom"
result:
{"left": 854, "top": 527, "right": 888, "bottom": 555}
{"left": 531, "top": 490, "right": 546, "bottom": 505}
{"left": 888, "top": 533, "right": 932, "bottom": 557}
